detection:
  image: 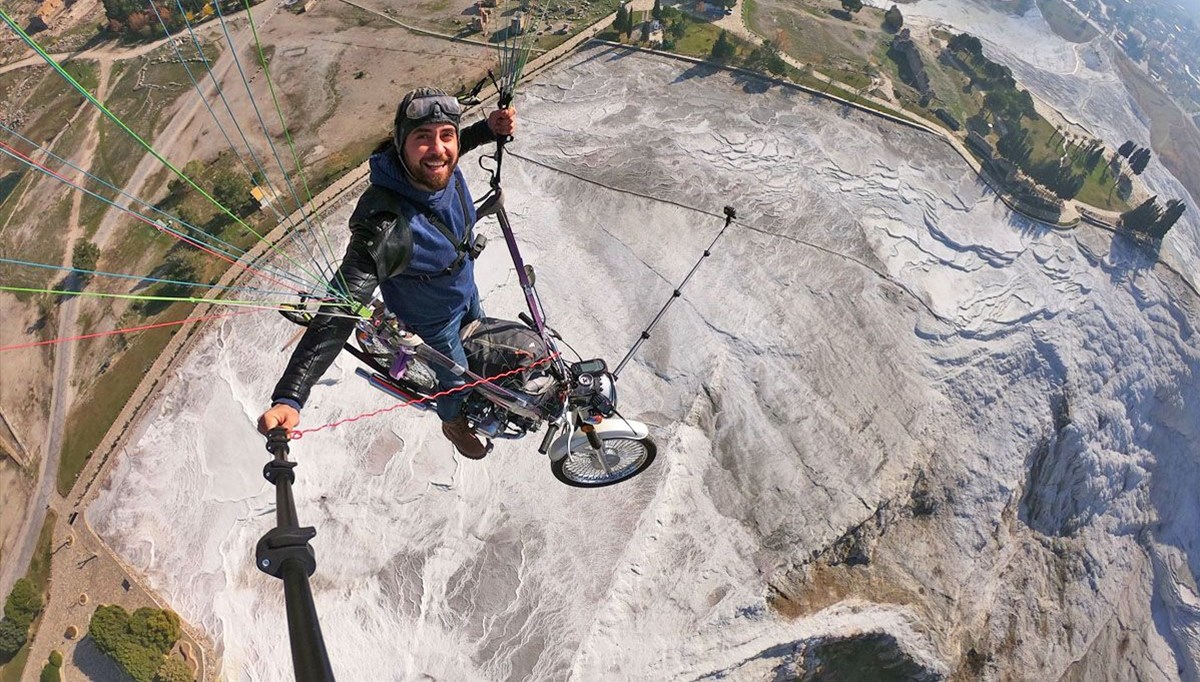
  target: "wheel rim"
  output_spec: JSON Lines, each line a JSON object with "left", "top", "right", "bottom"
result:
{"left": 357, "top": 331, "right": 437, "bottom": 390}
{"left": 560, "top": 438, "right": 649, "bottom": 484}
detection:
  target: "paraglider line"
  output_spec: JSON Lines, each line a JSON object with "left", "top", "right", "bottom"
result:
{"left": 292, "top": 352, "right": 559, "bottom": 438}
{"left": 0, "top": 308, "right": 264, "bottom": 353}
{"left": 0, "top": 140, "right": 308, "bottom": 294}
{"left": 0, "top": 285, "right": 366, "bottom": 318}
{"left": 239, "top": 0, "right": 351, "bottom": 304}
{"left": 0, "top": 8, "right": 337, "bottom": 293}
{"left": 0, "top": 257, "right": 298, "bottom": 297}
{"left": 0, "top": 123, "right": 312, "bottom": 291}
{"left": 149, "top": 1, "right": 299, "bottom": 234}
{"left": 206, "top": 0, "right": 349, "bottom": 300}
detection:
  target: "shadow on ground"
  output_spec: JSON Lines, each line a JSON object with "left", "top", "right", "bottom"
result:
{"left": 73, "top": 636, "right": 135, "bottom": 682}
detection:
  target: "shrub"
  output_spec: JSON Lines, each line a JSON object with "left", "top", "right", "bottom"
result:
{"left": 40, "top": 662, "right": 61, "bottom": 682}
{"left": 49, "top": 649, "right": 64, "bottom": 666}
{"left": 4, "top": 578, "right": 42, "bottom": 627}
{"left": 155, "top": 655, "right": 194, "bottom": 682}
{"left": 0, "top": 618, "right": 28, "bottom": 660}
{"left": 89, "top": 605, "right": 184, "bottom": 682}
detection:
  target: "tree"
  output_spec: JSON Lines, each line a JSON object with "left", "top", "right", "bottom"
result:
{"left": 1118, "top": 140, "right": 1135, "bottom": 157}
{"left": 997, "top": 129, "right": 1032, "bottom": 166}
{"left": 129, "top": 608, "right": 181, "bottom": 655}
{"left": 72, "top": 240, "right": 101, "bottom": 276}
{"left": 948, "top": 32, "right": 983, "bottom": 57}
{"left": 40, "top": 661, "right": 61, "bottom": 682}
{"left": 211, "top": 169, "right": 250, "bottom": 213}
{"left": 840, "top": 0, "right": 863, "bottom": 14}
{"left": 710, "top": 29, "right": 736, "bottom": 61}
{"left": 640, "top": 19, "right": 650, "bottom": 42}
{"left": 1129, "top": 147, "right": 1151, "bottom": 175}
{"left": 4, "top": 578, "right": 42, "bottom": 627}
{"left": 155, "top": 656, "right": 194, "bottom": 682}
{"left": 745, "top": 42, "right": 786, "bottom": 75}
{"left": 89, "top": 605, "right": 183, "bottom": 682}
{"left": 652, "top": 0, "right": 662, "bottom": 20}
{"left": 884, "top": 4, "right": 903, "bottom": 31}
{"left": 1084, "top": 142, "right": 1104, "bottom": 171}
{"left": 1120, "top": 196, "right": 1161, "bottom": 234}
{"left": 668, "top": 19, "right": 685, "bottom": 41}
{"left": 90, "top": 604, "right": 130, "bottom": 654}
{"left": 1150, "top": 199, "right": 1186, "bottom": 239}
{"left": 0, "top": 618, "right": 27, "bottom": 661}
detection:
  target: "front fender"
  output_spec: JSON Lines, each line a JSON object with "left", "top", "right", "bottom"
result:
{"left": 547, "top": 419, "right": 650, "bottom": 461}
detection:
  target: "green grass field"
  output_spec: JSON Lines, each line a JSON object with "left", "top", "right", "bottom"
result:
{"left": 1019, "top": 114, "right": 1128, "bottom": 210}
{"left": 57, "top": 306, "right": 189, "bottom": 496}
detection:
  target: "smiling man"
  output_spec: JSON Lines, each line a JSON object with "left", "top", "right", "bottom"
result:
{"left": 259, "top": 87, "right": 516, "bottom": 459}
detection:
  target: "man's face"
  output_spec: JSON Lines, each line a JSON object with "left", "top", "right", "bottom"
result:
{"left": 402, "top": 122, "right": 459, "bottom": 191}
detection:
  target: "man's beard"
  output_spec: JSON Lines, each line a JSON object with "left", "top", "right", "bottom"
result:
{"left": 407, "top": 152, "right": 458, "bottom": 191}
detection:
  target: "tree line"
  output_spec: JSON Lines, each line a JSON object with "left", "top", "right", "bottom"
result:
{"left": 1116, "top": 140, "right": 1152, "bottom": 175}
{"left": 950, "top": 32, "right": 1107, "bottom": 201}
{"left": 1119, "top": 196, "right": 1187, "bottom": 240}
{"left": 102, "top": 0, "right": 262, "bottom": 39}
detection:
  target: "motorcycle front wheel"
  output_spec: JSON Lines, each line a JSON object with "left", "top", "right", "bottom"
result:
{"left": 550, "top": 436, "right": 657, "bottom": 488}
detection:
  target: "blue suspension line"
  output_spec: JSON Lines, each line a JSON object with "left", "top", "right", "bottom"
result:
{"left": 0, "top": 143, "right": 320, "bottom": 294}
{"left": 0, "top": 123, "right": 317, "bottom": 292}
{"left": 210, "top": 1, "right": 347, "bottom": 297}
{"left": 147, "top": 0, "right": 288, "bottom": 230}
{"left": 0, "top": 256, "right": 302, "bottom": 297}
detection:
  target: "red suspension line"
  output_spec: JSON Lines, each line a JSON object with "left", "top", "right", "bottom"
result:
{"left": 0, "top": 308, "right": 266, "bottom": 353}
{"left": 0, "top": 140, "right": 307, "bottom": 295}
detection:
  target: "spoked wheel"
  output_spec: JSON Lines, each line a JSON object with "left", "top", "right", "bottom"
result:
{"left": 355, "top": 330, "right": 439, "bottom": 393}
{"left": 551, "top": 436, "right": 657, "bottom": 488}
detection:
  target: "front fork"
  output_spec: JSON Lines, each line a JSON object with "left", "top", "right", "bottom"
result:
{"left": 579, "top": 420, "right": 604, "bottom": 450}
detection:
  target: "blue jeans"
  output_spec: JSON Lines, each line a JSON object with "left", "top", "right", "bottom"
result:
{"left": 409, "top": 291, "right": 482, "bottom": 422}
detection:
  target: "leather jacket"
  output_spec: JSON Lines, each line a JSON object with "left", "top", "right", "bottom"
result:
{"left": 271, "top": 120, "right": 496, "bottom": 408}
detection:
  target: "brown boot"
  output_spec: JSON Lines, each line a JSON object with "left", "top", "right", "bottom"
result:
{"left": 442, "top": 415, "right": 487, "bottom": 459}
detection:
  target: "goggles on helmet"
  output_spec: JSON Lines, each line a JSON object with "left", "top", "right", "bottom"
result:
{"left": 402, "top": 94, "right": 463, "bottom": 126}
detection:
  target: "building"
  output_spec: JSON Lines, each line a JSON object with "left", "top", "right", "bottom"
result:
{"left": 251, "top": 185, "right": 281, "bottom": 211}
{"left": 647, "top": 19, "right": 664, "bottom": 47}
{"left": 966, "top": 131, "right": 994, "bottom": 159}
{"left": 510, "top": 11, "right": 528, "bottom": 35}
{"left": 29, "top": 0, "right": 65, "bottom": 33}
{"left": 472, "top": 6, "right": 491, "bottom": 33}
{"left": 934, "top": 108, "right": 961, "bottom": 131}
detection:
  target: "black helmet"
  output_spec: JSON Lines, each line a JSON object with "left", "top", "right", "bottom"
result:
{"left": 394, "top": 87, "right": 462, "bottom": 153}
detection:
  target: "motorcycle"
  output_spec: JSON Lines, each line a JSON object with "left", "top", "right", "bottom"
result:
{"left": 283, "top": 188, "right": 657, "bottom": 488}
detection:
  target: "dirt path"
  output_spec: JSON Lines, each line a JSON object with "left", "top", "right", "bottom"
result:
{"left": 0, "top": 60, "right": 111, "bottom": 603}
{"left": 0, "top": 5, "right": 248, "bottom": 75}
{"left": 5, "top": 6, "right": 294, "bottom": 677}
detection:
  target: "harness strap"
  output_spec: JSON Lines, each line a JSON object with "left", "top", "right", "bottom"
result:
{"left": 403, "top": 180, "right": 474, "bottom": 279}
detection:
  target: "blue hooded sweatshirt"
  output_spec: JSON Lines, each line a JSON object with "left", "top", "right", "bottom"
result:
{"left": 370, "top": 149, "right": 478, "bottom": 330}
